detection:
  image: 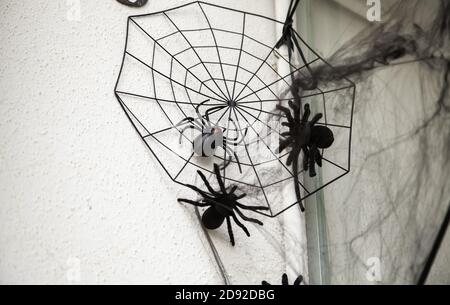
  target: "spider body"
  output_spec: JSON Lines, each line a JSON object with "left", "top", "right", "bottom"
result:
{"left": 201, "top": 189, "right": 236, "bottom": 230}
{"left": 277, "top": 101, "right": 334, "bottom": 211}
{"left": 177, "top": 101, "right": 245, "bottom": 173}
{"left": 193, "top": 126, "right": 223, "bottom": 157}
{"left": 178, "top": 164, "right": 269, "bottom": 246}
{"left": 116, "top": 0, "right": 148, "bottom": 7}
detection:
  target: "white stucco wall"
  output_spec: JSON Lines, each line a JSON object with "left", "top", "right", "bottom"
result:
{"left": 0, "top": 0, "right": 278, "bottom": 285}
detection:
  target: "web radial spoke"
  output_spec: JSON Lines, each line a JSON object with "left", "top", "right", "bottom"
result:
{"left": 221, "top": 108, "right": 234, "bottom": 184}
{"left": 232, "top": 39, "right": 281, "bottom": 101}
{"left": 130, "top": 18, "right": 227, "bottom": 103}
{"left": 235, "top": 59, "right": 320, "bottom": 103}
{"left": 198, "top": 3, "right": 233, "bottom": 100}
{"left": 163, "top": 12, "right": 230, "bottom": 102}
{"left": 231, "top": 13, "right": 246, "bottom": 100}
{"left": 116, "top": 91, "right": 223, "bottom": 107}
{"left": 125, "top": 51, "right": 224, "bottom": 103}
{"left": 237, "top": 104, "right": 284, "bottom": 118}
{"left": 188, "top": 60, "right": 281, "bottom": 102}
{"left": 235, "top": 105, "right": 286, "bottom": 139}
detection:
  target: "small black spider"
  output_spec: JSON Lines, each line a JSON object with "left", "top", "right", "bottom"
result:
{"left": 176, "top": 101, "right": 246, "bottom": 173}
{"left": 275, "top": 0, "right": 318, "bottom": 91}
{"left": 277, "top": 101, "right": 334, "bottom": 211}
{"left": 262, "top": 273, "right": 304, "bottom": 286}
{"left": 178, "top": 164, "right": 269, "bottom": 246}
{"left": 116, "top": 0, "right": 148, "bottom": 8}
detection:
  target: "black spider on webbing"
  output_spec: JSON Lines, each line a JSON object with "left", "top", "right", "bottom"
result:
{"left": 262, "top": 273, "right": 304, "bottom": 286}
{"left": 276, "top": 0, "right": 318, "bottom": 91}
{"left": 178, "top": 164, "right": 269, "bottom": 246}
{"left": 277, "top": 101, "right": 334, "bottom": 211}
{"left": 176, "top": 100, "right": 247, "bottom": 173}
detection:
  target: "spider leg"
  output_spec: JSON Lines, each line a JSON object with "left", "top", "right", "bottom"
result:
{"left": 310, "top": 113, "right": 323, "bottom": 126}
{"left": 177, "top": 198, "right": 210, "bottom": 207}
{"left": 235, "top": 193, "right": 246, "bottom": 200}
{"left": 178, "top": 117, "right": 204, "bottom": 132}
{"left": 290, "top": 100, "right": 302, "bottom": 122}
{"left": 276, "top": 105, "right": 294, "bottom": 123}
{"left": 293, "top": 275, "right": 304, "bottom": 285}
{"left": 219, "top": 141, "right": 232, "bottom": 171}
{"left": 234, "top": 208, "right": 263, "bottom": 226}
{"left": 228, "top": 185, "right": 238, "bottom": 194}
{"left": 222, "top": 145, "right": 242, "bottom": 174}
{"left": 302, "top": 147, "right": 309, "bottom": 171}
{"left": 292, "top": 155, "right": 306, "bottom": 212}
{"left": 175, "top": 117, "right": 195, "bottom": 127}
{"left": 195, "top": 100, "right": 210, "bottom": 127}
{"left": 224, "top": 121, "right": 248, "bottom": 146}
{"left": 222, "top": 118, "right": 239, "bottom": 142}
{"left": 314, "top": 147, "right": 323, "bottom": 167}
{"left": 219, "top": 155, "right": 232, "bottom": 172}
{"left": 309, "top": 160, "right": 316, "bottom": 177}
{"left": 289, "top": 100, "right": 300, "bottom": 113}
{"left": 235, "top": 127, "right": 249, "bottom": 146}
{"left": 282, "top": 273, "right": 289, "bottom": 285}
{"left": 223, "top": 135, "right": 239, "bottom": 142}
{"left": 212, "top": 163, "right": 228, "bottom": 194}
{"left": 232, "top": 151, "right": 243, "bottom": 174}
{"left": 184, "top": 183, "right": 214, "bottom": 200}
{"left": 231, "top": 213, "right": 250, "bottom": 237}
{"left": 205, "top": 105, "right": 227, "bottom": 122}
{"left": 308, "top": 145, "right": 317, "bottom": 177}
{"left": 223, "top": 134, "right": 246, "bottom": 146}
{"left": 301, "top": 104, "right": 311, "bottom": 122}
{"left": 287, "top": 151, "right": 296, "bottom": 166}
{"left": 204, "top": 198, "right": 234, "bottom": 213}
{"left": 236, "top": 203, "right": 269, "bottom": 211}
{"left": 278, "top": 139, "right": 291, "bottom": 154}
{"left": 197, "top": 170, "right": 219, "bottom": 195}
{"left": 226, "top": 217, "right": 235, "bottom": 246}
{"left": 229, "top": 117, "right": 239, "bottom": 133}
{"left": 179, "top": 125, "right": 201, "bottom": 144}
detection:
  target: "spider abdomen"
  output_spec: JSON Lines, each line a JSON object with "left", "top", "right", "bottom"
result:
{"left": 202, "top": 207, "right": 225, "bottom": 229}
{"left": 193, "top": 132, "right": 221, "bottom": 157}
{"left": 311, "top": 126, "right": 334, "bottom": 148}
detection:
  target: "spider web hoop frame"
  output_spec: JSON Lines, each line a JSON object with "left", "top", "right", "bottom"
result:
{"left": 114, "top": 1, "right": 355, "bottom": 218}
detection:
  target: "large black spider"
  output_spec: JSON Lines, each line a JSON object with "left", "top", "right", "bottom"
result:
{"left": 176, "top": 101, "right": 246, "bottom": 173}
{"left": 178, "top": 164, "right": 269, "bottom": 246}
{"left": 262, "top": 273, "right": 304, "bottom": 286}
{"left": 277, "top": 101, "right": 334, "bottom": 211}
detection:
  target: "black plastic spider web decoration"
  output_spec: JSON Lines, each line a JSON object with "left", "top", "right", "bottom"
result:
{"left": 114, "top": 1, "right": 355, "bottom": 217}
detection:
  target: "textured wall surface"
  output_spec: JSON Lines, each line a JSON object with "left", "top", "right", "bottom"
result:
{"left": 0, "top": 0, "right": 275, "bottom": 284}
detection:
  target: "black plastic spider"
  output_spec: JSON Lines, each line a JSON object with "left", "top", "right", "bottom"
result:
{"left": 178, "top": 164, "right": 269, "bottom": 246}
{"left": 262, "top": 273, "right": 304, "bottom": 286}
{"left": 176, "top": 101, "right": 246, "bottom": 173}
{"left": 116, "top": 0, "right": 148, "bottom": 8}
{"left": 275, "top": 0, "right": 318, "bottom": 92}
{"left": 277, "top": 101, "right": 334, "bottom": 211}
